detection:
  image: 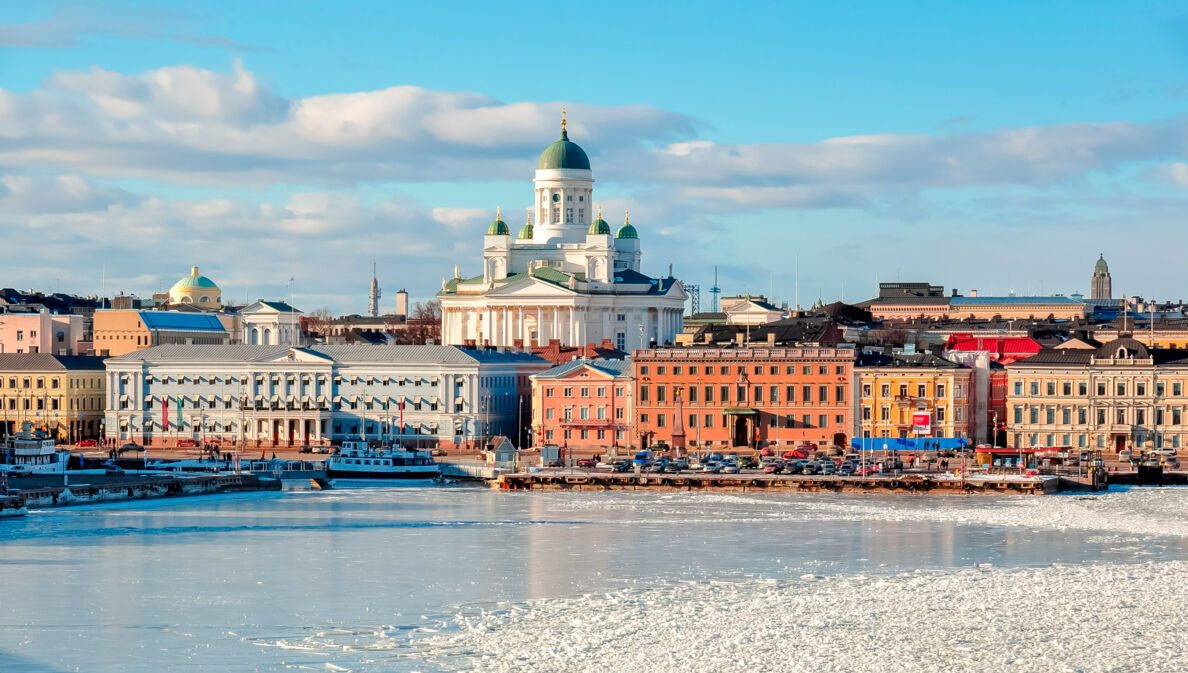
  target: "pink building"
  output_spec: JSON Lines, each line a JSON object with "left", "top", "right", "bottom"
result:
{"left": 530, "top": 358, "right": 633, "bottom": 453}
{"left": 0, "top": 311, "right": 86, "bottom": 355}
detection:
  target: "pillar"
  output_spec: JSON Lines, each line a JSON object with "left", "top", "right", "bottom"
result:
{"left": 536, "top": 307, "right": 543, "bottom": 347}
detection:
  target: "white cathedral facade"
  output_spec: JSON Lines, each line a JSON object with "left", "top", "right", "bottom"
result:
{"left": 438, "top": 115, "right": 686, "bottom": 352}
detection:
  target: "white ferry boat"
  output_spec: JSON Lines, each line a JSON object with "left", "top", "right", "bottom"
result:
{"left": 1, "top": 425, "right": 71, "bottom": 475}
{"left": 325, "top": 440, "right": 440, "bottom": 480}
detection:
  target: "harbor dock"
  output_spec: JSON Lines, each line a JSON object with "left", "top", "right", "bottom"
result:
{"left": 496, "top": 471, "right": 1063, "bottom": 495}
{"left": 2, "top": 472, "right": 281, "bottom": 511}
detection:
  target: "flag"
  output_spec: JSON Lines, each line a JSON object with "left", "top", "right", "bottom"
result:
{"left": 178, "top": 396, "right": 183, "bottom": 431}
{"left": 162, "top": 397, "right": 169, "bottom": 430}
{"left": 398, "top": 399, "right": 404, "bottom": 435}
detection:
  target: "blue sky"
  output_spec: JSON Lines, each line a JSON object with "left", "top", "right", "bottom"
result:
{"left": 2, "top": 1, "right": 1187, "bottom": 312}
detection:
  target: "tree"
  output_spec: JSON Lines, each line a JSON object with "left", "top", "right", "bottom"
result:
{"left": 300, "top": 307, "right": 334, "bottom": 336}
{"left": 406, "top": 300, "right": 442, "bottom": 344}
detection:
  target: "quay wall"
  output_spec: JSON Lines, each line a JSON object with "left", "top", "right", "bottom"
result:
{"left": 497, "top": 473, "right": 1060, "bottom": 495}
{"left": 11, "top": 474, "right": 280, "bottom": 509}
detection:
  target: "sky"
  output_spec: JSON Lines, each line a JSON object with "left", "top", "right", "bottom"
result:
{"left": 1, "top": 1, "right": 1187, "bottom": 314}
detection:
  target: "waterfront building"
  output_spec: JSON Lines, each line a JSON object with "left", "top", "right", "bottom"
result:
{"left": 168, "top": 267, "right": 222, "bottom": 308}
{"left": 438, "top": 114, "right": 687, "bottom": 352}
{"left": 855, "top": 351, "right": 976, "bottom": 446}
{"left": 943, "top": 333, "right": 1041, "bottom": 365}
{"left": 530, "top": 358, "right": 633, "bottom": 452}
{"left": 0, "top": 353, "right": 105, "bottom": 442}
{"left": 103, "top": 344, "right": 550, "bottom": 449}
{"left": 1005, "top": 337, "right": 1188, "bottom": 453}
{"left": 241, "top": 301, "right": 304, "bottom": 346}
{"left": 947, "top": 295, "right": 1087, "bottom": 321}
{"left": 632, "top": 346, "right": 856, "bottom": 451}
{"left": 93, "top": 310, "right": 229, "bottom": 357}
{"left": 0, "top": 310, "right": 86, "bottom": 355}
{"left": 1091, "top": 254, "right": 1112, "bottom": 300}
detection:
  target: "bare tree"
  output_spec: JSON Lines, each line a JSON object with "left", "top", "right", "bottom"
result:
{"left": 406, "top": 300, "right": 442, "bottom": 344}
{"left": 300, "top": 307, "right": 334, "bottom": 336}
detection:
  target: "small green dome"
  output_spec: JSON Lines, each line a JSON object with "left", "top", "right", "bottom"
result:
{"left": 487, "top": 207, "right": 509, "bottom": 236}
{"left": 518, "top": 223, "right": 534, "bottom": 240}
{"left": 588, "top": 218, "right": 610, "bottom": 235}
{"left": 615, "top": 211, "right": 638, "bottom": 239}
{"left": 537, "top": 128, "right": 591, "bottom": 171}
{"left": 1095, "top": 254, "right": 1108, "bottom": 272}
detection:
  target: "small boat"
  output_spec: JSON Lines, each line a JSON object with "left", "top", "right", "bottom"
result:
{"left": 325, "top": 440, "right": 440, "bottom": 480}
{"left": 1, "top": 424, "right": 71, "bottom": 475}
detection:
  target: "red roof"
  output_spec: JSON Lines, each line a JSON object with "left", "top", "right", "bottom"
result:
{"left": 944, "top": 334, "right": 1041, "bottom": 364}
{"left": 531, "top": 339, "right": 628, "bottom": 366}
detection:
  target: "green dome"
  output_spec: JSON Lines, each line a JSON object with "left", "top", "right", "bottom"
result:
{"left": 537, "top": 128, "right": 591, "bottom": 171}
{"left": 487, "top": 207, "right": 509, "bottom": 235}
{"left": 171, "top": 267, "right": 218, "bottom": 290}
{"left": 588, "top": 218, "right": 610, "bottom": 235}
{"left": 518, "top": 223, "right": 534, "bottom": 240}
{"left": 1095, "top": 254, "right": 1108, "bottom": 272}
{"left": 616, "top": 223, "right": 638, "bottom": 239}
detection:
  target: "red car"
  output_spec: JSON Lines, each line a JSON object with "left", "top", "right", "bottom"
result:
{"left": 176, "top": 439, "right": 198, "bottom": 448}
{"left": 76, "top": 439, "right": 98, "bottom": 448}
{"left": 576, "top": 458, "right": 598, "bottom": 468}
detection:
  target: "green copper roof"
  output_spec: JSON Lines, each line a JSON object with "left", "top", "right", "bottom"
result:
{"left": 517, "top": 222, "right": 534, "bottom": 240}
{"left": 616, "top": 223, "right": 638, "bottom": 239}
{"left": 588, "top": 218, "right": 610, "bottom": 235}
{"left": 487, "top": 218, "right": 509, "bottom": 236}
{"left": 1095, "top": 254, "right": 1108, "bottom": 272}
{"left": 171, "top": 268, "right": 219, "bottom": 289}
{"left": 537, "top": 128, "right": 591, "bottom": 170}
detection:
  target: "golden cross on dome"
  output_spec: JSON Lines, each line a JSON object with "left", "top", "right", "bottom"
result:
{"left": 624, "top": 209, "right": 630, "bottom": 224}
{"left": 561, "top": 106, "right": 567, "bottom": 130}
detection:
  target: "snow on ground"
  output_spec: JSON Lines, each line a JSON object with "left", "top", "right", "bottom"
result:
{"left": 415, "top": 559, "right": 1188, "bottom": 673}
{"left": 543, "top": 487, "right": 1188, "bottom": 539}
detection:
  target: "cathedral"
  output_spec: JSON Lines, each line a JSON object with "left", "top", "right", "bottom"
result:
{"left": 438, "top": 113, "right": 686, "bottom": 351}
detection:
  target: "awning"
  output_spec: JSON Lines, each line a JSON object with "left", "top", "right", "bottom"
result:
{"left": 723, "top": 408, "right": 758, "bottom": 415}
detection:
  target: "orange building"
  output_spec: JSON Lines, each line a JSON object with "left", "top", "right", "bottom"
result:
{"left": 632, "top": 346, "right": 856, "bottom": 452}
{"left": 530, "top": 358, "right": 633, "bottom": 452}
{"left": 93, "top": 310, "right": 229, "bottom": 357}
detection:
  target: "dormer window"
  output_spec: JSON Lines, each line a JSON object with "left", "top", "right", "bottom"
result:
{"left": 1118, "top": 348, "right": 1126, "bottom": 358}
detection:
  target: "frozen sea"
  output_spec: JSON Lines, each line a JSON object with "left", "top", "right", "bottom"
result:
{"left": 2, "top": 486, "right": 1188, "bottom": 672}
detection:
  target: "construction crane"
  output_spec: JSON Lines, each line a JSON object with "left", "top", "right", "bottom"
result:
{"left": 684, "top": 283, "right": 700, "bottom": 315}
{"left": 709, "top": 266, "right": 722, "bottom": 313}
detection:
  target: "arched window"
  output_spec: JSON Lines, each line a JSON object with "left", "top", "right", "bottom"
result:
{"left": 180, "top": 296, "right": 192, "bottom": 304}
{"left": 199, "top": 296, "right": 210, "bottom": 303}
{"left": 250, "top": 328, "right": 259, "bottom": 345}
{"left": 263, "top": 328, "right": 272, "bottom": 345}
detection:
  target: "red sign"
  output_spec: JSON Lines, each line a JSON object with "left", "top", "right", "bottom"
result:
{"left": 911, "top": 411, "right": 931, "bottom": 435}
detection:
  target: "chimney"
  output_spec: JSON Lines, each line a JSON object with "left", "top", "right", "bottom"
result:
{"left": 735, "top": 332, "right": 745, "bottom": 346}
{"left": 704, "top": 332, "right": 714, "bottom": 345}
{"left": 951, "top": 288, "right": 958, "bottom": 297}
{"left": 971, "top": 289, "right": 978, "bottom": 297}
{"left": 766, "top": 332, "right": 776, "bottom": 346}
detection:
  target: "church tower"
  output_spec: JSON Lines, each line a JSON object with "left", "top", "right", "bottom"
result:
{"left": 532, "top": 108, "right": 594, "bottom": 244}
{"left": 1091, "top": 254, "right": 1111, "bottom": 300}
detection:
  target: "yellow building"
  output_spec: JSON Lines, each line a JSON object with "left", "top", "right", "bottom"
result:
{"left": 168, "top": 266, "right": 223, "bottom": 308}
{"left": 856, "top": 352, "right": 975, "bottom": 444}
{"left": 1006, "top": 337, "right": 1188, "bottom": 453}
{"left": 0, "top": 353, "right": 106, "bottom": 443}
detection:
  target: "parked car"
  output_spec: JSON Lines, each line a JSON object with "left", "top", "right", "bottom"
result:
{"left": 855, "top": 465, "right": 878, "bottom": 476}
{"left": 702, "top": 462, "right": 722, "bottom": 474}
{"left": 837, "top": 464, "right": 855, "bottom": 476}
{"left": 820, "top": 463, "right": 837, "bottom": 476}
{"left": 763, "top": 461, "right": 783, "bottom": 474}
{"left": 1118, "top": 449, "right": 1133, "bottom": 461}
{"left": 663, "top": 462, "right": 684, "bottom": 473}
{"left": 576, "top": 458, "right": 598, "bottom": 468}
{"left": 722, "top": 462, "right": 741, "bottom": 474}
{"left": 176, "top": 438, "right": 198, "bottom": 449}
{"left": 102, "top": 462, "right": 125, "bottom": 476}
{"left": 801, "top": 462, "right": 819, "bottom": 475}
{"left": 611, "top": 460, "right": 631, "bottom": 473}
{"left": 76, "top": 439, "right": 98, "bottom": 448}
{"left": 299, "top": 445, "right": 314, "bottom": 454}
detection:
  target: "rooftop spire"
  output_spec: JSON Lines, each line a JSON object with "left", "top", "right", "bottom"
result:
{"left": 597, "top": 204, "right": 602, "bottom": 220}
{"left": 496, "top": 205, "right": 501, "bottom": 220}
{"left": 624, "top": 209, "right": 630, "bottom": 225}
{"left": 560, "top": 106, "right": 568, "bottom": 140}
{"left": 525, "top": 208, "right": 532, "bottom": 224}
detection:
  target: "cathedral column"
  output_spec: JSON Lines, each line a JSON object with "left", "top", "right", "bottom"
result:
{"left": 485, "top": 307, "right": 493, "bottom": 346}
{"left": 519, "top": 307, "right": 528, "bottom": 347}
{"left": 602, "top": 308, "right": 610, "bottom": 345}
{"left": 503, "top": 306, "right": 510, "bottom": 347}
{"left": 536, "top": 307, "right": 543, "bottom": 347}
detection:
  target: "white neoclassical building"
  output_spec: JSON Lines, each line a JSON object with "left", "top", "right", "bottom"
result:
{"left": 438, "top": 114, "right": 687, "bottom": 352}
{"left": 241, "top": 301, "right": 304, "bottom": 346}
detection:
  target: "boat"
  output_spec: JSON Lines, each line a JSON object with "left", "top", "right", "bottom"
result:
{"left": 1, "top": 423, "right": 71, "bottom": 475}
{"left": 325, "top": 440, "right": 440, "bottom": 480}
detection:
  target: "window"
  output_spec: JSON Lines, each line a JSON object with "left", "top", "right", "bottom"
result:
{"left": 862, "top": 384, "right": 872, "bottom": 397}
{"left": 802, "top": 414, "right": 811, "bottom": 427}
{"left": 1137, "top": 382, "right": 1147, "bottom": 396}
{"left": 881, "top": 384, "right": 891, "bottom": 397}
{"left": 578, "top": 208, "right": 584, "bottom": 223}
{"left": 770, "top": 385, "right": 778, "bottom": 403}
{"left": 1079, "top": 382, "right": 1088, "bottom": 396}
{"left": 1157, "top": 383, "right": 1165, "bottom": 396}
{"left": 579, "top": 406, "right": 589, "bottom": 420}
{"left": 835, "top": 365, "right": 845, "bottom": 375}
{"left": 785, "top": 386, "right": 794, "bottom": 402}
{"left": 546, "top": 408, "right": 555, "bottom": 420}
{"left": 704, "top": 414, "right": 714, "bottom": 428}
{"left": 674, "top": 367, "right": 683, "bottom": 375}
{"left": 705, "top": 386, "right": 714, "bottom": 403}
{"left": 1174, "top": 382, "right": 1183, "bottom": 396}
{"left": 657, "top": 366, "right": 666, "bottom": 375}
{"left": 803, "top": 386, "right": 812, "bottom": 403}
{"left": 689, "top": 366, "right": 698, "bottom": 375}
{"left": 1045, "top": 408, "right": 1054, "bottom": 424}
{"left": 917, "top": 384, "right": 927, "bottom": 397}
{"left": 1097, "top": 408, "right": 1106, "bottom": 424}
{"left": 689, "top": 414, "right": 697, "bottom": 428}
{"left": 1062, "top": 382, "right": 1072, "bottom": 396}
{"left": 937, "top": 407, "right": 946, "bottom": 422}
{"left": 881, "top": 406, "right": 890, "bottom": 421}
{"left": 546, "top": 389, "right": 555, "bottom": 398}
{"left": 1077, "top": 408, "right": 1087, "bottom": 424}
{"left": 1117, "top": 383, "right": 1126, "bottom": 396}
{"left": 1014, "top": 381, "right": 1023, "bottom": 395}
{"left": 1028, "top": 381, "right": 1039, "bottom": 395}
{"left": 657, "top": 415, "right": 666, "bottom": 428}
{"left": 818, "top": 366, "right": 827, "bottom": 375}
{"left": 1046, "top": 382, "right": 1056, "bottom": 396}
{"left": 736, "top": 386, "right": 745, "bottom": 402}
{"left": 1116, "top": 409, "right": 1125, "bottom": 424}
{"left": 818, "top": 386, "right": 827, "bottom": 402}
{"left": 616, "top": 332, "right": 625, "bottom": 351}
{"left": 657, "top": 386, "right": 666, "bottom": 403}
{"left": 754, "top": 386, "right": 763, "bottom": 403}
{"left": 617, "top": 314, "right": 626, "bottom": 322}
{"left": 1137, "top": 409, "right": 1146, "bottom": 425}
{"left": 640, "top": 413, "right": 649, "bottom": 424}
{"left": 597, "top": 406, "right": 606, "bottom": 420}
{"left": 580, "top": 387, "right": 590, "bottom": 397}
{"left": 688, "top": 386, "right": 698, "bottom": 403}
{"left": 898, "top": 385, "right": 908, "bottom": 398}
{"left": 862, "top": 406, "right": 872, "bottom": 421}
{"left": 1030, "top": 408, "right": 1039, "bottom": 423}
{"left": 817, "top": 414, "right": 827, "bottom": 428}
{"left": 801, "top": 366, "right": 811, "bottom": 375}
{"left": 835, "top": 386, "right": 845, "bottom": 403}
{"left": 640, "top": 366, "right": 650, "bottom": 375}
{"left": 720, "top": 385, "right": 729, "bottom": 402}
{"left": 1014, "top": 407, "right": 1023, "bottom": 424}
{"left": 769, "top": 415, "right": 777, "bottom": 427}
{"left": 936, "top": 384, "right": 946, "bottom": 398}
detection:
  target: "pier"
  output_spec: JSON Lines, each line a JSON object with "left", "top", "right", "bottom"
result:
{"left": 2, "top": 472, "right": 281, "bottom": 511}
{"left": 496, "top": 471, "right": 1062, "bottom": 495}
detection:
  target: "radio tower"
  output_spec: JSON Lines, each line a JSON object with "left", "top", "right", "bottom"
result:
{"left": 709, "top": 266, "right": 722, "bottom": 312}
{"left": 368, "top": 262, "right": 381, "bottom": 317}
{"left": 684, "top": 283, "right": 700, "bottom": 315}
